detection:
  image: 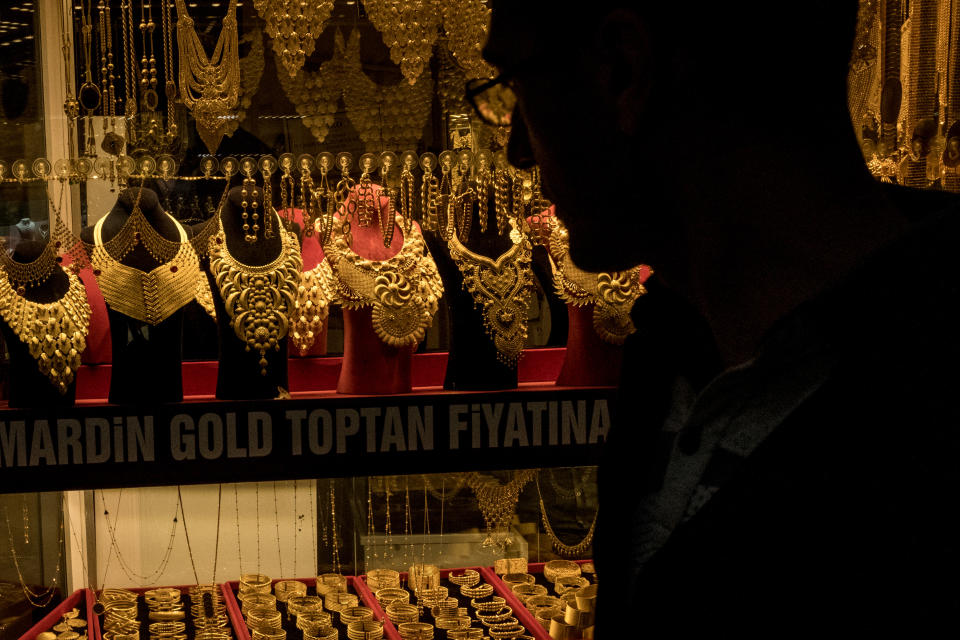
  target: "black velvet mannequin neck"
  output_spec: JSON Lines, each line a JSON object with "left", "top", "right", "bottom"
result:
{"left": 206, "top": 186, "right": 291, "bottom": 399}
{"left": 428, "top": 192, "right": 522, "bottom": 390}
{"left": 1, "top": 240, "right": 78, "bottom": 407}
{"left": 80, "top": 187, "right": 187, "bottom": 405}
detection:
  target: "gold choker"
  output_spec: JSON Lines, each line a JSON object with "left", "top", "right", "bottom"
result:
{"left": 546, "top": 219, "right": 647, "bottom": 345}
{"left": 323, "top": 216, "right": 443, "bottom": 349}
{"left": 0, "top": 239, "right": 59, "bottom": 291}
{"left": 447, "top": 220, "right": 533, "bottom": 367}
{"left": 0, "top": 270, "right": 92, "bottom": 394}
{"left": 207, "top": 212, "right": 302, "bottom": 375}
{"left": 91, "top": 211, "right": 201, "bottom": 326}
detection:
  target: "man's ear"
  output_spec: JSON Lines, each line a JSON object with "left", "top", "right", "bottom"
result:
{"left": 596, "top": 10, "right": 652, "bottom": 137}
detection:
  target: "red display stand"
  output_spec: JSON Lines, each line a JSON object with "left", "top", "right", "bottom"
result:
{"left": 19, "top": 588, "right": 95, "bottom": 640}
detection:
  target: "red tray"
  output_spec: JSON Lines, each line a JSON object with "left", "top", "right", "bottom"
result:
{"left": 19, "top": 588, "right": 96, "bottom": 640}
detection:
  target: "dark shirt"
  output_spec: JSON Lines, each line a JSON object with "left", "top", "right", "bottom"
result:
{"left": 598, "top": 190, "right": 960, "bottom": 633}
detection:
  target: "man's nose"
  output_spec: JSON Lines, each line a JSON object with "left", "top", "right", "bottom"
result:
{"left": 507, "top": 108, "right": 537, "bottom": 169}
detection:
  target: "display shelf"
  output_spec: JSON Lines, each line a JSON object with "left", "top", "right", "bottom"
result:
{"left": 223, "top": 576, "right": 373, "bottom": 640}
{"left": 19, "top": 588, "right": 95, "bottom": 640}
{"left": 87, "top": 584, "right": 240, "bottom": 640}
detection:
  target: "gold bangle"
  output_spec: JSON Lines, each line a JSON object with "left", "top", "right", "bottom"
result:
{"left": 494, "top": 557, "right": 528, "bottom": 575}
{"left": 447, "top": 630, "right": 483, "bottom": 640}
{"left": 148, "top": 610, "right": 186, "bottom": 621}
{"left": 385, "top": 602, "right": 419, "bottom": 624}
{"left": 543, "top": 560, "right": 581, "bottom": 584}
{"left": 534, "top": 606, "right": 562, "bottom": 630}
{"left": 288, "top": 595, "right": 324, "bottom": 617}
{"left": 554, "top": 576, "right": 589, "bottom": 595}
{"left": 459, "top": 583, "right": 493, "bottom": 599}
{"left": 346, "top": 620, "right": 384, "bottom": 640}
{"left": 434, "top": 615, "right": 471, "bottom": 630}
{"left": 274, "top": 579, "right": 308, "bottom": 602}
{"left": 396, "top": 621, "right": 434, "bottom": 640}
{"left": 575, "top": 584, "right": 598, "bottom": 612}
{"left": 375, "top": 587, "right": 410, "bottom": 606}
{"left": 148, "top": 622, "right": 186, "bottom": 635}
{"left": 251, "top": 631, "right": 286, "bottom": 640}
{"left": 365, "top": 569, "right": 400, "bottom": 590}
{"left": 325, "top": 592, "right": 359, "bottom": 612}
{"left": 339, "top": 605, "right": 374, "bottom": 624}
{"left": 549, "top": 615, "right": 575, "bottom": 640}
{"left": 489, "top": 623, "right": 526, "bottom": 640}
{"left": 476, "top": 606, "right": 514, "bottom": 624}
{"left": 563, "top": 604, "right": 595, "bottom": 628}
{"left": 242, "top": 593, "right": 278, "bottom": 610}
{"left": 447, "top": 569, "right": 480, "bottom": 587}
{"left": 525, "top": 594, "right": 563, "bottom": 610}
{"left": 501, "top": 573, "right": 535, "bottom": 587}
{"left": 297, "top": 611, "right": 334, "bottom": 634}
{"left": 240, "top": 574, "right": 273, "bottom": 593}
{"left": 512, "top": 583, "right": 548, "bottom": 602}
{"left": 470, "top": 595, "right": 506, "bottom": 612}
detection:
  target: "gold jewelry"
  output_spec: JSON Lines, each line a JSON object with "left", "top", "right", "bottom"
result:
{"left": 4, "top": 506, "right": 65, "bottom": 608}
{"left": 447, "top": 217, "right": 534, "bottom": 367}
{"left": 537, "top": 474, "right": 597, "bottom": 559}
{"left": 242, "top": 177, "right": 256, "bottom": 243}
{"left": 542, "top": 561, "right": 581, "bottom": 585}
{"left": 91, "top": 205, "right": 201, "bottom": 326}
{"left": 175, "top": 0, "right": 240, "bottom": 153}
{"left": 365, "top": 569, "right": 400, "bottom": 591}
{"left": 471, "top": 596, "right": 505, "bottom": 612}
{"left": 384, "top": 601, "right": 418, "bottom": 624}
{"left": 339, "top": 606, "right": 374, "bottom": 625}
{"left": 467, "top": 470, "right": 536, "bottom": 550}
{"left": 448, "top": 569, "right": 480, "bottom": 588}
{"left": 323, "top": 215, "right": 443, "bottom": 348}
{"left": 512, "top": 583, "right": 547, "bottom": 602}
{"left": 544, "top": 217, "right": 647, "bottom": 345}
{"left": 420, "top": 159, "right": 440, "bottom": 233}
{"left": 459, "top": 583, "right": 494, "bottom": 599}
{"left": 396, "top": 622, "right": 433, "bottom": 640}
{"left": 363, "top": 0, "right": 441, "bottom": 85}
{"left": 254, "top": 0, "right": 334, "bottom": 78}
{"left": 375, "top": 587, "right": 410, "bottom": 607}
{"left": 207, "top": 211, "right": 301, "bottom": 375}
{"left": 346, "top": 620, "right": 384, "bottom": 640}
{"left": 0, "top": 239, "right": 59, "bottom": 290}
{"left": 290, "top": 261, "right": 333, "bottom": 355}
{"left": 440, "top": 0, "right": 494, "bottom": 80}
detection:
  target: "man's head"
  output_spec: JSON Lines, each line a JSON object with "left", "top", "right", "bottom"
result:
{"left": 484, "top": 2, "right": 860, "bottom": 273}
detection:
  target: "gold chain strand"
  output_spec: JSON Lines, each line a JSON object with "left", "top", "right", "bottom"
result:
{"left": 176, "top": 486, "right": 201, "bottom": 586}
{"left": 4, "top": 505, "right": 66, "bottom": 608}
{"left": 97, "top": 489, "right": 179, "bottom": 585}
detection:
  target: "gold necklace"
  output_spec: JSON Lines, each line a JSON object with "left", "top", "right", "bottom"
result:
{"left": 276, "top": 31, "right": 344, "bottom": 144}
{"left": 0, "top": 269, "right": 91, "bottom": 394}
{"left": 467, "top": 470, "right": 537, "bottom": 550}
{"left": 254, "top": 0, "right": 334, "bottom": 78}
{"left": 224, "top": 28, "right": 266, "bottom": 139}
{"left": 175, "top": 0, "right": 240, "bottom": 153}
{"left": 363, "top": 0, "right": 441, "bottom": 85}
{"left": 207, "top": 212, "right": 302, "bottom": 376}
{"left": 543, "top": 217, "right": 647, "bottom": 345}
{"left": 91, "top": 208, "right": 202, "bottom": 326}
{"left": 535, "top": 475, "right": 597, "bottom": 559}
{"left": 4, "top": 505, "right": 66, "bottom": 608}
{"left": 0, "top": 239, "right": 59, "bottom": 292}
{"left": 98, "top": 489, "right": 179, "bottom": 586}
{"left": 440, "top": 0, "right": 494, "bottom": 80}
{"left": 290, "top": 260, "right": 334, "bottom": 355}
{"left": 447, "top": 218, "right": 534, "bottom": 367}
{"left": 322, "top": 215, "right": 444, "bottom": 349}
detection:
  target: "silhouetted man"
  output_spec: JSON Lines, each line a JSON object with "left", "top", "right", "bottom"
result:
{"left": 480, "top": 1, "right": 960, "bottom": 632}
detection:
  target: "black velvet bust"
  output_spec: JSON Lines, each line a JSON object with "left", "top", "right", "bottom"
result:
{"left": 80, "top": 187, "right": 187, "bottom": 404}
{"left": 428, "top": 198, "right": 521, "bottom": 390}
{"left": 0, "top": 240, "right": 78, "bottom": 408}
{"left": 204, "top": 186, "right": 291, "bottom": 400}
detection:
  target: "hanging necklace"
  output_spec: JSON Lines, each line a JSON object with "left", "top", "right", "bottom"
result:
{"left": 447, "top": 217, "right": 534, "bottom": 367}
{"left": 207, "top": 209, "right": 302, "bottom": 376}
{"left": 97, "top": 489, "right": 179, "bottom": 585}
{"left": 254, "top": 0, "right": 334, "bottom": 78}
{"left": 420, "top": 157, "right": 439, "bottom": 233}
{"left": 78, "top": 0, "right": 101, "bottom": 157}
{"left": 138, "top": 0, "right": 159, "bottom": 111}
{"left": 467, "top": 470, "right": 536, "bottom": 551}
{"left": 329, "top": 480, "right": 341, "bottom": 575}
{"left": 290, "top": 258, "right": 333, "bottom": 355}
{"left": 273, "top": 481, "right": 284, "bottom": 578}
{"left": 175, "top": 0, "right": 240, "bottom": 154}
{"left": 234, "top": 484, "right": 244, "bottom": 577}
{"left": 3, "top": 505, "right": 65, "bottom": 608}
{"left": 363, "top": 0, "right": 441, "bottom": 85}
{"left": 535, "top": 474, "right": 597, "bottom": 559}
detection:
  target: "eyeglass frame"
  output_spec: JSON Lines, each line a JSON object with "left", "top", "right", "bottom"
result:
{"left": 465, "top": 73, "right": 518, "bottom": 127}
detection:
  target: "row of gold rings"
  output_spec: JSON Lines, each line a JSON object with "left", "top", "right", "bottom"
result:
{"left": 489, "top": 621, "right": 526, "bottom": 640}
{"left": 501, "top": 573, "right": 535, "bottom": 588}
{"left": 251, "top": 630, "right": 286, "bottom": 640}
{"left": 460, "top": 583, "right": 493, "bottom": 599}
{"left": 303, "top": 626, "right": 337, "bottom": 640}
{"left": 447, "top": 629, "right": 483, "bottom": 640}
{"left": 542, "top": 561, "right": 581, "bottom": 584}
{"left": 297, "top": 610, "right": 333, "bottom": 634}
{"left": 385, "top": 601, "right": 419, "bottom": 624}
{"left": 434, "top": 616, "right": 470, "bottom": 630}
{"left": 346, "top": 620, "right": 384, "bottom": 640}
{"left": 288, "top": 595, "right": 324, "bottom": 617}
{"left": 240, "top": 592, "right": 277, "bottom": 611}
{"left": 326, "top": 591, "right": 359, "bottom": 612}
{"left": 477, "top": 606, "right": 514, "bottom": 625}
{"left": 365, "top": 569, "right": 400, "bottom": 591}
{"left": 274, "top": 580, "right": 308, "bottom": 603}
{"left": 447, "top": 569, "right": 480, "bottom": 587}
{"left": 470, "top": 595, "right": 506, "bottom": 613}
{"left": 512, "top": 583, "right": 548, "bottom": 602}
{"left": 339, "top": 605, "right": 374, "bottom": 625}
{"left": 374, "top": 587, "right": 409, "bottom": 606}
{"left": 240, "top": 574, "right": 272, "bottom": 594}
{"left": 397, "top": 621, "right": 434, "bottom": 640}
{"left": 555, "top": 576, "right": 589, "bottom": 595}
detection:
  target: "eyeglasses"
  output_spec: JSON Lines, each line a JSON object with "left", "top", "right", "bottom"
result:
{"left": 465, "top": 74, "right": 518, "bottom": 127}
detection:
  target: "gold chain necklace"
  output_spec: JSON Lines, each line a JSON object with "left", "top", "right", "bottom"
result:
{"left": 535, "top": 475, "right": 597, "bottom": 559}
{"left": 207, "top": 213, "right": 302, "bottom": 376}
{"left": 0, "top": 268, "right": 91, "bottom": 394}
{"left": 544, "top": 217, "right": 647, "bottom": 345}
{"left": 323, "top": 216, "right": 444, "bottom": 348}
{"left": 0, "top": 240, "right": 59, "bottom": 292}
{"left": 4, "top": 505, "right": 66, "bottom": 608}
{"left": 254, "top": 0, "right": 334, "bottom": 78}
{"left": 175, "top": 0, "right": 240, "bottom": 153}
{"left": 467, "top": 470, "right": 537, "bottom": 550}
{"left": 447, "top": 218, "right": 534, "bottom": 367}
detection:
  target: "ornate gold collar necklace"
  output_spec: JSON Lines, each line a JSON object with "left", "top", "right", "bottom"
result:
{"left": 323, "top": 216, "right": 443, "bottom": 348}
{"left": 91, "top": 210, "right": 201, "bottom": 325}
{"left": 447, "top": 219, "right": 533, "bottom": 366}
{"left": 0, "top": 269, "right": 91, "bottom": 394}
{"left": 207, "top": 212, "right": 302, "bottom": 375}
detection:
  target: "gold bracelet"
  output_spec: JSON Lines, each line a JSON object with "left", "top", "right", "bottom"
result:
{"left": 296, "top": 611, "right": 334, "bottom": 634}
{"left": 512, "top": 583, "right": 548, "bottom": 602}
{"left": 251, "top": 631, "right": 286, "bottom": 640}
{"left": 534, "top": 606, "right": 562, "bottom": 630}
{"left": 325, "top": 592, "right": 359, "bottom": 612}
{"left": 434, "top": 615, "right": 471, "bottom": 630}
{"left": 563, "top": 604, "right": 595, "bottom": 628}
{"left": 148, "top": 622, "right": 186, "bottom": 635}
{"left": 501, "top": 573, "right": 535, "bottom": 587}
{"left": 339, "top": 606, "right": 374, "bottom": 624}
{"left": 494, "top": 557, "right": 528, "bottom": 575}
{"left": 346, "top": 620, "right": 384, "bottom": 640}
{"left": 240, "top": 574, "right": 272, "bottom": 593}
{"left": 543, "top": 560, "right": 581, "bottom": 584}
{"left": 396, "top": 621, "right": 434, "bottom": 640}
{"left": 525, "top": 595, "right": 563, "bottom": 611}
{"left": 459, "top": 583, "right": 493, "bottom": 599}
{"left": 470, "top": 595, "right": 506, "bottom": 612}
{"left": 375, "top": 587, "right": 410, "bottom": 606}
{"left": 274, "top": 579, "right": 308, "bottom": 602}
{"left": 447, "top": 569, "right": 480, "bottom": 587}
{"left": 303, "top": 626, "right": 338, "bottom": 640}
{"left": 477, "top": 607, "right": 514, "bottom": 624}
{"left": 575, "top": 584, "right": 598, "bottom": 612}
{"left": 365, "top": 569, "right": 401, "bottom": 590}
{"left": 386, "top": 602, "right": 419, "bottom": 624}
{"left": 554, "top": 576, "right": 589, "bottom": 595}
{"left": 447, "top": 630, "right": 483, "bottom": 640}
{"left": 548, "top": 615, "right": 575, "bottom": 640}
{"left": 488, "top": 623, "right": 526, "bottom": 640}
{"left": 241, "top": 593, "right": 278, "bottom": 610}
{"left": 288, "top": 595, "right": 324, "bottom": 617}
{"left": 148, "top": 610, "right": 186, "bottom": 621}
